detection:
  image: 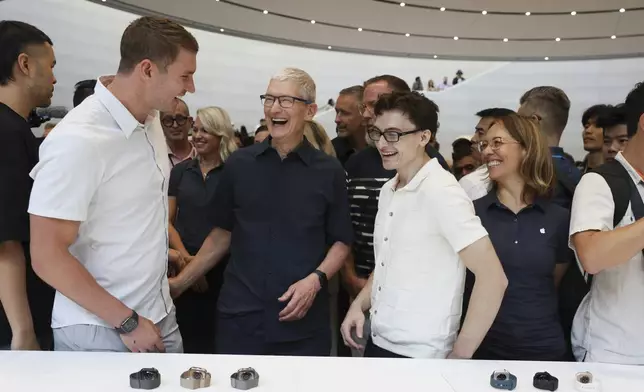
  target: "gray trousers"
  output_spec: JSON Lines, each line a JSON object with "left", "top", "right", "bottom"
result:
{"left": 53, "top": 309, "right": 183, "bottom": 353}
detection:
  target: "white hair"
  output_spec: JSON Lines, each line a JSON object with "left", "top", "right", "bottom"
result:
{"left": 271, "top": 67, "right": 317, "bottom": 103}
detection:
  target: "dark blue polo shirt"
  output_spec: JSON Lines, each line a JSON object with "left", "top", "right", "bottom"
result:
{"left": 551, "top": 147, "right": 582, "bottom": 209}
{"left": 210, "top": 137, "right": 354, "bottom": 342}
{"left": 464, "top": 191, "right": 573, "bottom": 361}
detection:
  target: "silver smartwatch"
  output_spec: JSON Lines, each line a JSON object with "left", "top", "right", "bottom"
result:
{"left": 180, "top": 367, "right": 211, "bottom": 390}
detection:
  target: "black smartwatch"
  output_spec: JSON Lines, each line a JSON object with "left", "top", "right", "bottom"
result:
{"left": 116, "top": 310, "right": 139, "bottom": 334}
{"left": 313, "top": 270, "right": 328, "bottom": 289}
{"left": 533, "top": 371, "right": 558, "bottom": 391}
{"left": 130, "top": 368, "right": 161, "bottom": 390}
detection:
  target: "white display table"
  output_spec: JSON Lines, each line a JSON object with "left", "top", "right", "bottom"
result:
{"left": 1, "top": 351, "right": 642, "bottom": 391}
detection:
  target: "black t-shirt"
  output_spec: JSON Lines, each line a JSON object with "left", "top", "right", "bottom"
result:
{"left": 0, "top": 103, "right": 54, "bottom": 346}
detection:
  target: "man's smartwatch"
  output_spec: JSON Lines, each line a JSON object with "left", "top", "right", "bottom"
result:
{"left": 116, "top": 310, "right": 139, "bottom": 334}
{"left": 129, "top": 368, "right": 161, "bottom": 390}
{"left": 313, "top": 270, "right": 328, "bottom": 289}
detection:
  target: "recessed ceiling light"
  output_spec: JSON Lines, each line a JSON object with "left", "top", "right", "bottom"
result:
{"left": 611, "top": 35, "right": 617, "bottom": 39}
{"left": 555, "top": 37, "right": 561, "bottom": 42}
{"left": 544, "top": 56, "right": 549, "bottom": 60}
{"left": 482, "top": 10, "right": 487, "bottom": 15}
{"left": 328, "top": 46, "right": 332, "bottom": 49}
{"left": 263, "top": 10, "right": 268, "bottom": 14}
{"left": 503, "top": 38, "right": 509, "bottom": 42}
{"left": 619, "top": 8, "right": 626, "bottom": 12}
{"left": 433, "top": 55, "right": 438, "bottom": 58}
{"left": 405, "top": 33, "right": 410, "bottom": 37}
{"left": 525, "top": 11, "right": 531, "bottom": 16}
{"left": 310, "top": 20, "right": 316, "bottom": 24}
{"left": 358, "top": 27, "right": 363, "bottom": 31}
{"left": 102, "top": 0, "right": 106, "bottom": 2}
{"left": 571, "top": 11, "right": 577, "bottom": 15}
{"left": 453, "top": 36, "right": 459, "bottom": 40}
{"left": 400, "top": 2, "right": 405, "bottom": 6}
{"left": 220, "top": 28, "right": 224, "bottom": 32}
{"left": 440, "top": 7, "right": 446, "bottom": 11}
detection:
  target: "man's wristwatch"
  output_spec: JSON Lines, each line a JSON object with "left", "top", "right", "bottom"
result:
{"left": 116, "top": 310, "right": 139, "bottom": 334}
{"left": 312, "top": 270, "right": 328, "bottom": 289}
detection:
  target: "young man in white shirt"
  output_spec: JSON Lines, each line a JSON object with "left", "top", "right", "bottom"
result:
{"left": 28, "top": 16, "right": 198, "bottom": 353}
{"left": 569, "top": 82, "right": 644, "bottom": 365}
{"left": 341, "top": 91, "right": 507, "bottom": 359}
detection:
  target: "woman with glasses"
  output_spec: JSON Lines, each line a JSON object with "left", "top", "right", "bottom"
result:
{"left": 463, "top": 113, "right": 572, "bottom": 361}
{"left": 167, "top": 106, "right": 237, "bottom": 354}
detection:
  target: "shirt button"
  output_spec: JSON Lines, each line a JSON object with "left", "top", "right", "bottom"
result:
{"left": 378, "top": 286, "right": 382, "bottom": 291}
{"left": 514, "top": 218, "right": 518, "bottom": 222}
{"left": 374, "top": 310, "right": 378, "bottom": 315}
{"left": 389, "top": 212, "right": 393, "bottom": 217}
{"left": 514, "top": 240, "right": 518, "bottom": 244}
{"left": 381, "top": 262, "right": 384, "bottom": 267}
{"left": 372, "top": 333, "right": 376, "bottom": 338}
{"left": 384, "top": 237, "right": 388, "bottom": 242}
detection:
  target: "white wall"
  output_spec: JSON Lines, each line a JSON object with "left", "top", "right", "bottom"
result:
{"left": 3, "top": 0, "right": 643, "bottom": 160}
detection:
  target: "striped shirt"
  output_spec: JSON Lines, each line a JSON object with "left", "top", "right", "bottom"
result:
{"left": 345, "top": 147, "right": 396, "bottom": 278}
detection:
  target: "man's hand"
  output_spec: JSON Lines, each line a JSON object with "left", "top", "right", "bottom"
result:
{"left": 168, "top": 249, "right": 185, "bottom": 270}
{"left": 168, "top": 276, "right": 185, "bottom": 299}
{"left": 120, "top": 316, "right": 165, "bottom": 353}
{"left": 11, "top": 330, "right": 40, "bottom": 351}
{"left": 278, "top": 274, "right": 321, "bottom": 322}
{"left": 340, "top": 303, "right": 365, "bottom": 350}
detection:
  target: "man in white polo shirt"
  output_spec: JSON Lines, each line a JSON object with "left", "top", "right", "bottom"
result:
{"left": 28, "top": 16, "right": 198, "bottom": 353}
{"left": 569, "top": 81, "right": 644, "bottom": 364}
{"left": 341, "top": 91, "right": 507, "bottom": 358}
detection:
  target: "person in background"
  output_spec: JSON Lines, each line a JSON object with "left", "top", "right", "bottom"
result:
{"left": 42, "top": 122, "right": 56, "bottom": 138}
{"left": 332, "top": 85, "right": 366, "bottom": 166}
{"left": 452, "top": 70, "right": 465, "bottom": 85}
{"left": 170, "top": 67, "right": 353, "bottom": 356}
{"left": 580, "top": 104, "right": 609, "bottom": 173}
{"left": 304, "top": 120, "right": 335, "bottom": 157}
{"left": 412, "top": 76, "right": 423, "bottom": 91}
{"left": 341, "top": 91, "right": 507, "bottom": 358}
{"left": 452, "top": 136, "right": 480, "bottom": 181}
{"left": 72, "top": 79, "right": 96, "bottom": 108}
{"left": 438, "top": 77, "right": 450, "bottom": 91}
{"left": 239, "top": 125, "right": 253, "bottom": 147}
{"left": 464, "top": 113, "right": 572, "bottom": 361}
{"left": 0, "top": 20, "right": 56, "bottom": 351}
{"left": 597, "top": 104, "right": 629, "bottom": 162}
{"left": 233, "top": 131, "right": 243, "bottom": 148}
{"left": 254, "top": 125, "right": 269, "bottom": 144}
{"left": 427, "top": 79, "right": 437, "bottom": 91}
{"left": 28, "top": 16, "right": 199, "bottom": 353}
{"left": 168, "top": 106, "right": 237, "bottom": 354}
{"left": 569, "top": 82, "right": 644, "bottom": 365}
{"left": 162, "top": 98, "right": 196, "bottom": 167}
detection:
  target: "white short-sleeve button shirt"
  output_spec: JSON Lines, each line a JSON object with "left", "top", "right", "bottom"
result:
{"left": 370, "top": 159, "right": 488, "bottom": 358}
{"left": 28, "top": 77, "right": 173, "bottom": 328}
{"left": 569, "top": 152, "right": 644, "bottom": 365}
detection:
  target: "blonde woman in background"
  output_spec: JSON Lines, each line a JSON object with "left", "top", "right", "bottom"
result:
{"left": 167, "top": 106, "right": 238, "bottom": 354}
{"left": 304, "top": 120, "right": 336, "bottom": 157}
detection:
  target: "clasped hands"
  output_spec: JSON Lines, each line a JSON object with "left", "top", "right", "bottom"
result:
{"left": 168, "top": 249, "right": 208, "bottom": 294}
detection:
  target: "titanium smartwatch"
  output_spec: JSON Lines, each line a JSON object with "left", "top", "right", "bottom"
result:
{"left": 231, "top": 368, "right": 260, "bottom": 390}
{"left": 130, "top": 368, "right": 161, "bottom": 390}
{"left": 533, "top": 371, "right": 559, "bottom": 391}
{"left": 116, "top": 310, "right": 139, "bottom": 334}
{"left": 313, "top": 270, "right": 328, "bottom": 289}
{"left": 180, "top": 367, "right": 211, "bottom": 390}
{"left": 490, "top": 370, "right": 517, "bottom": 391}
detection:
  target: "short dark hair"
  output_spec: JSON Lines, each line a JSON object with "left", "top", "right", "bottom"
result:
{"left": 255, "top": 125, "right": 268, "bottom": 134}
{"left": 582, "top": 104, "right": 611, "bottom": 127}
{"left": 452, "top": 138, "right": 474, "bottom": 163}
{"left": 0, "top": 21, "right": 52, "bottom": 86}
{"left": 118, "top": 16, "right": 199, "bottom": 74}
{"left": 73, "top": 79, "right": 97, "bottom": 107}
{"left": 373, "top": 91, "right": 439, "bottom": 134}
{"left": 339, "top": 85, "right": 364, "bottom": 99}
{"left": 625, "top": 82, "right": 644, "bottom": 137}
{"left": 596, "top": 104, "right": 627, "bottom": 131}
{"left": 476, "top": 108, "right": 515, "bottom": 118}
{"left": 520, "top": 86, "right": 570, "bottom": 136}
{"left": 364, "top": 75, "right": 411, "bottom": 93}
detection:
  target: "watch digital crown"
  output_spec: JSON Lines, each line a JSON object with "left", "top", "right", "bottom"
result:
{"left": 180, "top": 367, "right": 211, "bottom": 390}
{"left": 231, "top": 368, "right": 260, "bottom": 390}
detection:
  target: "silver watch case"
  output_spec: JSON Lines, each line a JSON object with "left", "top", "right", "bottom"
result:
{"left": 180, "top": 367, "right": 211, "bottom": 390}
{"left": 230, "top": 368, "right": 259, "bottom": 390}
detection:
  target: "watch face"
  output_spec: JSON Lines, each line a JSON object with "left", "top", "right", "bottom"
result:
{"left": 122, "top": 317, "right": 138, "bottom": 333}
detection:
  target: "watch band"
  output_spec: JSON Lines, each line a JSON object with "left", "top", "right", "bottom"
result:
{"left": 313, "top": 270, "right": 327, "bottom": 289}
{"left": 129, "top": 368, "right": 161, "bottom": 390}
{"left": 116, "top": 310, "right": 139, "bottom": 334}
{"left": 180, "top": 367, "right": 211, "bottom": 390}
{"left": 533, "top": 371, "right": 558, "bottom": 391}
{"left": 231, "top": 368, "right": 260, "bottom": 390}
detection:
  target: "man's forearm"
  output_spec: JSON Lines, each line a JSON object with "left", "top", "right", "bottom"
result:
{"left": 0, "top": 241, "right": 35, "bottom": 337}
{"left": 317, "top": 241, "right": 350, "bottom": 279}
{"left": 31, "top": 245, "right": 130, "bottom": 328}
{"left": 455, "top": 273, "right": 506, "bottom": 357}
{"left": 174, "top": 228, "right": 231, "bottom": 293}
{"left": 168, "top": 223, "right": 189, "bottom": 256}
{"left": 352, "top": 273, "right": 373, "bottom": 312}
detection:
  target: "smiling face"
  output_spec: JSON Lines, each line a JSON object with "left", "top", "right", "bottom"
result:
{"left": 161, "top": 99, "right": 191, "bottom": 142}
{"left": 335, "top": 93, "right": 363, "bottom": 138}
{"left": 263, "top": 79, "right": 317, "bottom": 143}
{"left": 192, "top": 116, "right": 221, "bottom": 156}
{"left": 373, "top": 110, "right": 429, "bottom": 171}
{"left": 146, "top": 48, "right": 197, "bottom": 113}
{"left": 481, "top": 123, "right": 526, "bottom": 183}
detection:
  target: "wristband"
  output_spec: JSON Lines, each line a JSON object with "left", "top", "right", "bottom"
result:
{"left": 490, "top": 370, "right": 517, "bottom": 391}
{"left": 180, "top": 367, "right": 211, "bottom": 390}
{"left": 130, "top": 368, "right": 161, "bottom": 390}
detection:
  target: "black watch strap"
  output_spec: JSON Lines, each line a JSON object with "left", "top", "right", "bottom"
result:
{"left": 116, "top": 310, "right": 139, "bottom": 334}
{"left": 313, "top": 270, "right": 328, "bottom": 289}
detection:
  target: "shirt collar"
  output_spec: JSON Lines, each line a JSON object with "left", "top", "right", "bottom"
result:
{"left": 386, "top": 159, "right": 436, "bottom": 193}
{"left": 480, "top": 190, "right": 547, "bottom": 213}
{"left": 254, "top": 135, "right": 316, "bottom": 166}
{"left": 615, "top": 152, "right": 643, "bottom": 185}
{"left": 95, "top": 76, "right": 155, "bottom": 139}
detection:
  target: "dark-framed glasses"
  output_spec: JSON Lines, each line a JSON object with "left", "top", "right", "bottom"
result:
{"left": 161, "top": 115, "right": 189, "bottom": 128}
{"left": 368, "top": 127, "right": 423, "bottom": 143}
{"left": 477, "top": 137, "right": 521, "bottom": 153}
{"left": 260, "top": 94, "right": 312, "bottom": 108}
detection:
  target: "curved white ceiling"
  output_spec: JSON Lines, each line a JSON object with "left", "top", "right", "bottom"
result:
{"left": 95, "top": 0, "right": 644, "bottom": 60}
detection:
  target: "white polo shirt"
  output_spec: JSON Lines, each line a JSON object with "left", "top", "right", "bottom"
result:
{"left": 458, "top": 165, "right": 490, "bottom": 201}
{"left": 370, "top": 159, "right": 488, "bottom": 358}
{"left": 569, "top": 152, "right": 644, "bottom": 365}
{"left": 28, "top": 78, "right": 173, "bottom": 328}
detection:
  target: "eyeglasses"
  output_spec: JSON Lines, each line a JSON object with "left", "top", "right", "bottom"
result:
{"left": 368, "top": 127, "right": 423, "bottom": 143}
{"left": 260, "top": 94, "right": 312, "bottom": 108}
{"left": 477, "top": 137, "right": 522, "bottom": 153}
{"left": 162, "top": 115, "right": 189, "bottom": 128}
{"left": 358, "top": 102, "right": 375, "bottom": 116}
